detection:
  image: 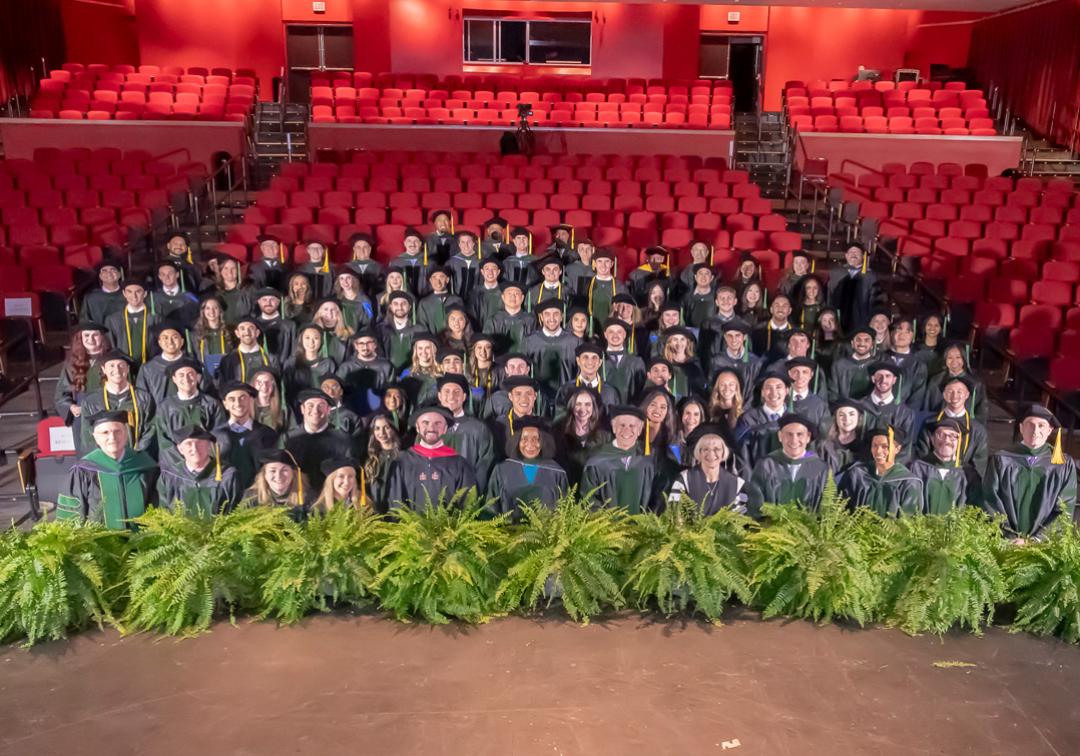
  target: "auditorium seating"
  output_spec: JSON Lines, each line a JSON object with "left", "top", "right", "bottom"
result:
{"left": 309, "top": 73, "right": 733, "bottom": 129}
{"left": 29, "top": 63, "right": 258, "bottom": 121}
{"left": 783, "top": 78, "right": 996, "bottom": 136}
{"left": 838, "top": 160, "right": 1079, "bottom": 386}
{"left": 217, "top": 150, "right": 798, "bottom": 277}
{"left": 0, "top": 147, "right": 208, "bottom": 299}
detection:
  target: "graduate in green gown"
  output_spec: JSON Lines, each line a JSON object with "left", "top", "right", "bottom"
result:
{"left": 79, "top": 260, "right": 126, "bottom": 326}
{"left": 487, "top": 417, "right": 569, "bottom": 521}
{"left": 57, "top": 411, "right": 158, "bottom": 530}
{"left": 582, "top": 405, "right": 658, "bottom": 513}
{"left": 447, "top": 230, "right": 485, "bottom": 300}
{"left": 105, "top": 278, "right": 159, "bottom": 367}
{"left": 54, "top": 321, "right": 110, "bottom": 425}
{"left": 601, "top": 319, "right": 646, "bottom": 404}
{"left": 375, "top": 291, "right": 422, "bottom": 373}
{"left": 471, "top": 258, "right": 506, "bottom": 326}
{"left": 501, "top": 227, "right": 540, "bottom": 288}
{"left": 840, "top": 425, "right": 923, "bottom": 517}
{"left": 156, "top": 426, "right": 241, "bottom": 516}
{"left": 828, "top": 327, "right": 876, "bottom": 402}
{"left": 914, "top": 374, "right": 989, "bottom": 476}
{"left": 216, "top": 317, "right": 279, "bottom": 385}
{"left": 416, "top": 266, "right": 464, "bottom": 335}
{"left": 526, "top": 255, "right": 571, "bottom": 314}
{"left": 76, "top": 350, "right": 156, "bottom": 453}
{"left": 484, "top": 282, "right": 536, "bottom": 354}
{"left": 983, "top": 405, "right": 1078, "bottom": 541}
{"left": 583, "top": 249, "right": 626, "bottom": 330}
{"left": 522, "top": 300, "right": 581, "bottom": 390}
{"left": 152, "top": 358, "right": 226, "bottom": 459}
{"left": 437, "top": 374, "right": 497, "bottom": 490}
{"left": 816, "top": 399, "right": 867, "bottom": 475}
{"left": 746, "top": 413, "right": 832, "bottom": 516}
{"left": 910, "top": 418, "right": 980, "bottom": 514}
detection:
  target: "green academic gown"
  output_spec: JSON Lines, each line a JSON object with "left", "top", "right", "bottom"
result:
{"left": 840, "top": 462, "right": 923, "bottom": 517}
{"left": 153, "top": 393, "right": 227, "bottom": 456}
{"left": 581, "top": 443, "right": 657, "bottom": 513}
{"left": 746, "top": 449, "right": 832, "bottom": 517}
{"left": 522, "top": 329, "right": 582, "bottom": 389}
{"left": 443, "top": 414, "right": 498, "bottom": 490}
{"left": 106, "top": 307, "right": 159, "bottom": 366}
{"left": 910, "top": 457, "right": 978, "bottom": 515}
{"left": 983, "top": 445, "right": 1078, "bottom": 538}
{"left": 485, "top": 309, "right": 535, "bottom": 354}
{"left": 77, "top": 386, "right": 157, "bottom": 453}
{"left": 156, "top": 457, "right": 242, "bottom": 516}
{"left": 57, "top": 448, "right": 158, "bottom": 530}
{"left": 828, "top": 355, "right": 874, "bottom": 402}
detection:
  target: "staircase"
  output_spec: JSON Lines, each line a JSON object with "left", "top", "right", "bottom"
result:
{"left": 253, "top": 102, "right": 309, "bottom": 185}
{"left": 1023, "top": 142, "right": 1080, "bottom": 181}
{"left": 733, "top": 111, "right": 789, "bottom": 199}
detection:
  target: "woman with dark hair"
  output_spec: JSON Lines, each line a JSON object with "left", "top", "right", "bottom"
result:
{"left": 556, "top": 386, "right": 611, "bottom": 481}
{"left": 738, "top": 281, "right": 767, "bottom": 328}
{"left": 641, "top": 280, "right": 668, "bottom": 331}
{"left": 914, "top": 312, "right": 947, "bottom": 375}
{"left": 673, "top": 395, "right": 708, "bottom": 466}
{"left": 467, "top": 334, "right": 497, "bottom": 405}
{"left": 283, "top": 323, "right": 338, "bottom": 399}
{"left": 363, "top": 410, "right": 401, "bottom": 511}
{"left": 239, "top": 449, "right": 311, "bottom": 522}
{"left": 213, "top": 255, "right": 251, "bottom": 323}
{"left": 667, "top": 424, "right": 748, "bottom": 515}
{"left": 377, "top": 383, "right": 412, "bottom": 435}
{"left": 439, "top": 304, "right": 474, "bottom": 352}
{"left": 190, "top": 295, "right": 233, "bottom": 371}
{"left": 817, "top": 398, "right": 866, "bottom": 475}
{"left": 283, "top": 272, "right": 314, "bottom": 322}
{"left": 792, "top": 274, "right": 826, "bottom": 331}
{"left": 812, "top": 307, "right": 843, "bottom": 372}
{"left": 659, "top": 327, "right": 705, "bottom": 398}
{"left": 639, "top": 386, "right": 682, "bottom": 493}
{"left": 922, "top": 341, "right": 988, "bottom": 424}
{"left": 55, "top": 322, "right": 112, "bottom": 424}
{"left": 487, "top": 416, "right": 569, "bottom": 521}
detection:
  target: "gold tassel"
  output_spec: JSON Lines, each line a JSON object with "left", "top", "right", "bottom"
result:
{"left": 811, "top": 258, "right": 816, "bottom": 273}
{"left": 709, "top": 244, "right": 714, "bottom": 266}
{"left": 360, "top": 467, "right": 368, "bottom": 509}
{"left": 284, "top": 450, "right": 304, "bottom": 501}
{"left": 214, "top": 443, "right": 222, "bottom": 481}
{"left": 321, "top": 248, "right": 329, "bottom": 273}
{"left": 861, "top": 251, "right": 868, "bottom": 274}
{"left": 644, "top": 419, "right": 651, "bottom": 456}
{"left": 570, "top": 226, "right": 575, "bottom": 247}
{"left": 1052, "top": 428, "right": 1065, "bottom": 465}
{"left": 450, "top": 213, "right": 455, "bottom": 234}
{"left": 508, "top": 409, "right": 515, "bottom": 436}
{"left": 886, "top": 426, "right": 896, "bottom": 467}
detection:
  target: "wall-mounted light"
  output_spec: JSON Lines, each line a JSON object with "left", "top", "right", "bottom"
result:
{"left": 312, "top": 1, "right": 326, "bottom": 13}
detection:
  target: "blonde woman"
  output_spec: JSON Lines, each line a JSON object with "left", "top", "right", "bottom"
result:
{"left": 284, "top": 272, "right": 313, "bottom": 322}
{"left": 708, "top": 369, "right": 744, "bottom": 431}
{"left": 666, "top": 424, "right": 747, "bottom": 515}
{"left": 250, "top": 367, "right": 285, "bottom": 432}
{"left": 311, "top": 297, "right": 354, "bottom": 354}
{"left": 239, "top": 449, "right": 311, "bottom": 521}
{"left": 312, "top": 458, "right": 368, "bottom": 513}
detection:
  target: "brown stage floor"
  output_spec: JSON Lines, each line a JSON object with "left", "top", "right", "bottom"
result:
{"left": 2, "top": 611, "right": 1078, "bottom": 756}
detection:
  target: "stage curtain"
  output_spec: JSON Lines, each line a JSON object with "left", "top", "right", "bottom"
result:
{"left": 0, "top": 0, "right": 66, "bottom": 102}
{"left": 967, "top": 0, "right": 1080, "bottom": 149}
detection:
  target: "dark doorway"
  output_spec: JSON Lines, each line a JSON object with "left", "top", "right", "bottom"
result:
{"left": 699, "top": 34, "right": 763, "bottom": 113}
{"left": 285, "top": 25, "right": 354, "bottom": 104}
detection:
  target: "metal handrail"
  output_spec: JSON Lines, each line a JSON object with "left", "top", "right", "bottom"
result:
{"left": 148, "top": 147, "right": 192, "bottom": 165}
{"left": 839, "top": 158, "right": 885, "bottom": 177}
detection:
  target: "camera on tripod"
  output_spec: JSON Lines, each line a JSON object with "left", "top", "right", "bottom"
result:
{"left": 516, "top": 103, "right": 534, "bottom": 119}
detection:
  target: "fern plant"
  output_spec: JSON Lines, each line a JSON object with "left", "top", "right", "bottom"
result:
{"left": 122, "top": 506, "right": 292, "bottom": 636}
{"left": 1004, "top": 519, "right": 1080, "bottom": 644}
{"left": 370, "top": 491, "right": 510, "bottom": 624}
{"left": 744, "top": 476, "right": 885, "bottom": 625}
{"left": 881, "top": 507, "right": 1006, "bottom": 635}
{"left": 624, "top": 497, "right": 751, "bottom": 621}
{"left": 259, "top": 507, "right": 387, "bottom": 624}
{"left": 497, "top": 489, "right": 631, "bottom": 623}
{"left": 0, "top": 521, "right": 127, "bottom": 646}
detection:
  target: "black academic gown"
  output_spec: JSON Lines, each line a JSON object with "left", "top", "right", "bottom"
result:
{"left": 346, "top": 259, "right": 386, "bottom": 296}
{"left": 57, "top": 448, "right": 158, "bottom": 530}
{"left": 390, "top": 252, "right": 433, "bottom": 296}
{"left": 487, "top": 458, "right": 569, "bottom": 521}
{"left": 447, "top": 254, "right": 485, "bottom": 299}
{"left": 285, "top": 426, "right": 358, "bottom": 488}
{"left": 555, "top": 378, "right": 621, "bottom": 409}
{"left": 337, "top": 356, "right": 395, "bottom": 414}
{"left": 922, "top": 370, "right": 989, "bottom": 426}
{"left": 828, "top": 266, "right": 881, "bottom": 329}
{"left": 581, "top": 443, "right": 658, "bottom": 513}
{"left": 385, "top": 445, "right": 478, "bottom": 513}
{"left": 216, "top": 348, "right": 280, "bottom": 385}
{"left": 746, "top": 449, "right": 831, "bottom": 517}
{"left": 375, "top": 321, "right": 422, "bottom": 373}
{"left": 791, "top": 392, "right": 831, "bottom": 437}
{"left": 153, "top": 393, "right": 227, "bottom": 456}
{"left": 910, "top": 457, "right": 980, "bottom": 515}
{"left": 522, "top": 329, "right": 581, "bottom": 389}
{"left": 443, "top": 414, "right": 498, "bottom": 490}
{"left": 148, "top": 288, "right": 199, "bottom": 326}
{"left": 829, "top": 355, "right": 874, "bottom": 402}
{"left": 708, "top": 349, "right": 763, "bottom": 392}
{"left": 666, "top": 467, "right": 747, "bottom": 516}
{"left": 840, "top": 462, "right": 923, "bottom": 517}
{"left": 983, "top": 445, "right": 1078, "bottom": 538}
{"left": 221, "top": 421, "right": 280, "bottom": 490}
{"left": 816, "top": 436, "right": 862, "bottom": 476}
{"left": 77, "top": 386, "right": 157, "bottom": 453}
{"left": 862, "top": 398, "right": 917, "bottom": 461}
{"left": 602, "top": 351, "right": 646, "bottom": 405}
{"left": 882, "top": 350, "right": 928, "bottom": 408}
{"left": 54, "top": 357, "right": 105, "bottom": 423}
{"left": 734, "top": 407, "right": 786, "bottom": 471}
{"left": 106, "top": 307, "right": 160, "bottom": 366}
{"left": 248, "top": 258, "right": 288, "bottom": 292}
{"left": 485, "top": 309, "right": 535, "bottom": 354}
{"left": 156, "top": 457, "right": 242, "bottom": 516}
{"left": 79, "top": 288, "right": 124, "bottom": 326}
{"left": 255, "top": 316, "right": 297, "bottom": 363}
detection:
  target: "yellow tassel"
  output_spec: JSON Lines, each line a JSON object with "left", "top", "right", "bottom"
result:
{"left": 508, "top": 409, "right": 515, "bottom": 436}
{"left": 861, "top": 251, "right": 868, "bottom": 274}
{"left": 886, "top": 426, "right": 896, "bottom": 467}
{"left": 278, "top": 244, "right": 284, "bottom": 263}
{"left": 284, "top": 450, "right": 304, "bottom": 501}
{"left": 570, "top": 226, "right": 575, "bottom": 247}
{"left": 709, "top": 245, "right": 714, "bottom": 266}
{"left": 528, "top": 233, "right": 532, "bottom": 255}
{"left": 360, "top": 467, "right": 368, "bottom": 509}
{"left": 450, "top": 213, "right": 455, "bottom": 234}
{"left": 322, "top": 248, "right": 329, "bottom": 273}
{"left": 954, "top": 440, "right": 961, "bottom": 469}
{"left": 214, "top": 444, "right": 222, "bottom": 482}
{"left": 1052, "top": 428, "right": 1065, "bottom": 465}
{"left": 422, "top": 242, "right": 428, "bottom": 267}
{"left": 811, "top": 258, "right": 816, "bottom": 273}
{"left": 644, "top": 419, "right": 651, "bottom": 456}
{"left": 185, "top": 243, "right": 192, "bottom": 264}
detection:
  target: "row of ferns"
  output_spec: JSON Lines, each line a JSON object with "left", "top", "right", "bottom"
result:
{"left": 2, "top": 478, "right": 1080, "bottom": 647}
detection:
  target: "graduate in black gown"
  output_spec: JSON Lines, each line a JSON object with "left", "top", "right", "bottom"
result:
{"left": 746, "top": 413, "right": 832, "bottom": 516}
{"left": 57, "top": 411, "right": 158, "bottom": 530}
{"left": 829, "top": 327, "right": 876, "bottom": 402}
{"left": 840, "top": 425, "right": 923, "bottom": 517}
{"left": 828, "top": 244, "right": 882, "bottom": 331}
{"left": 922, "top": 342, "right": 989, "bottom": 425}
{"left": 248, "top": 235, "right": 288, "bottom": 292}
{"left": 152, "top": 358, "right": 226, "bottom": 459}
{"left": 914, "top": 374, "right": 989, "bottom": 476}
{"left": 447, "top": 230, "right": 485, "bottom": 300}
{"left": 155, "top": 426, "right": 241, "bottom": 516}
{"left": 219, "top": 381, "right": 279, "bottom": 490}
{"left": 556, "top": 342, "right": 622, "bottom": 408}
{"left": 216, "top": 317, "right": 279, "bottom": 385}
{"left": 252, "top": 287, "right": 297, "bottom": 362}
{"left": 910, "top": 418, "right": 981, "bottom": 514}
{"left": 294, "top": 240, "right": 335, "bottom": 300}
{"left": 816, "top": 399, "right": 867, "bottom": 475}
{"left": 601, "top": 319, "right": 646, "bottom": 404}
{"left": 786, "top": 357, "right": 830, "bottom": 435}
{"left": 666, "top": 424, "right": 748, "bottom": 516}
{"left": 708, "top": 319, "right": 762, "bottom": 392}
{"left": 581, "top": 405, "right": 658, "bottom": 513}
{"left": 79, "top": 260, "right": 125, "bottom": 326}
{"left": 55, "top": 321, "right": 111, "bottom": 427}
{"left": 437, "top": 374, "right": 497, "bottom": 490}
{"left": 336, "top": 328, "right": 395, "bottom": 415}
{"left": 105, "top": 278, "right": 159, "bottom": 367}
{"left": 487, "top": 416, "right": 569, "bottom": 521}
{"left": 238, "top": 449, "right": 312, "bottom": 522}
{"left": 522, "top": 300, "right": 581, "bottom": 389}
{"left": 735, "top": 369, "right": 792, "bottom": 471}
{"left": 385, "top": 406, "right": 478, "bottom": 512}
{"left": 284, "top": 389, "right": 358, "bottom": 488}
{"left": 862, "top": 362, "right": 917, "bottom": 461}
{"left": 983, "top": 405, "right": 1078, "bottom": 541}
{"left": 135, "top": 322, "right": 197, "bottom": 405}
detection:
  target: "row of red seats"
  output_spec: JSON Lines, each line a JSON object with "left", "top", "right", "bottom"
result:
{"left": 315, "top": 87, "right": 732, "bottom": 107}
{"left": 312, "top": 71, "right": 732, "bottom": 96}
{"left": 54, "top": 63, "right": 257, "bottom": 78}
{"left": 317, "top": 107, "right": 730, "bottom": 128}
{"left": 792, "top": 114, "right": 995, "bottom": 136}
{"left": 784, "top": 78, "right": 968, "bottom": 94}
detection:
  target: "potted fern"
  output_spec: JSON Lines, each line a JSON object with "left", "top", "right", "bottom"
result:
{"left": 497, "top": 490, "right": 631, "bottom": 623}
{"left": 370, "top": 491, "right": 510, "bottom": 624}
{"left": 743, "top": 477, "right": 886, "bottom": 625}
{"left": 1004, "top": 519, "right": 1080, "bottom": 644}
{"left": 623, "top": 498, "right": 751, "bottom": 621}
{"left": 0, "top": 521, "right": 127, "bottom": 646}
{"left": 259, "top": 506, "right": 387, "bottom": 624}
{"left": 122, "top": 506, "right": 292, "bottom": 636}
{"left": 880, "top": 507, "right": 1006, "bottom": 636}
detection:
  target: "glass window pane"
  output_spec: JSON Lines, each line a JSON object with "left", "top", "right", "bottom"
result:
{"left": 499, "top": 20, "right": 527, "bottom": 63}
{"left": 529, "top": 21, "right": 590, "bottom": 65}
{"left": 466, "top": 19, "right": 495, "bottom": 62}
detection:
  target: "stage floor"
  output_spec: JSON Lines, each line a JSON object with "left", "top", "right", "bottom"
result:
{"left": 2, "top": 611, "right": 1078, "bottom": 755}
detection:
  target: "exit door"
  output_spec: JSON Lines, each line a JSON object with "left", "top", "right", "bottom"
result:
{"left": 699, "top": 34, "right": 763, "bottom": 113}
{"left": 285, "top": 25, "right": 354, "bottom": 103}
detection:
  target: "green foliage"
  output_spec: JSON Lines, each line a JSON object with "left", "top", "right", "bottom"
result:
{"left": 1005, "top": 519, "right": 1080, "bottom": 644}
{"left": 260, "top": 507, "right": 387, "bottom": 624}
{"left": 624, "top": 497, "right": 751, "bottom": 620}
{"left": 122, "top": 506, "right": 291, "bottom": 636}
{"left": 881, "top": 507, "right": 1007, "bottom": 635}
{"left": 744, "top": 476, "right": 885, "bottom": 625}
{"left": 0, "top": 521, "right": 126, "bottom": 646}
{"left": 371, "top": 491, "right": 510, "bottom": 624}
{"left": 497, "top": 490, "right": 631, "bottom": 623}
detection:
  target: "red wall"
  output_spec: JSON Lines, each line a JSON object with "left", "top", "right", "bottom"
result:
{"left": 904, "top": 12, "right": 981, "bottom": 77}
{"left": 61, "top": 0, "right": 139, "bottom": 66}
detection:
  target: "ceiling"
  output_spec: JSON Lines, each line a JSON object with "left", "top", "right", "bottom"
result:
{"left": 607, "top": 0, "right": 1035, "bottom": 11}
